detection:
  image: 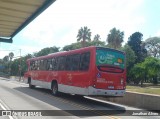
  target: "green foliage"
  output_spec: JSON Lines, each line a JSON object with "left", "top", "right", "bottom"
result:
{"left": 77, "top": 26, "right": 91, "bottom": 47}
{"left": 62, "top": 42, "right": 82, "bottom": 51}
{"left": 106, "top": 27, "right": 124, "bottom": 49}
{"left": 21, "top": 54, "right": 33, "bottom": 75}
{"left": 87, "top": 40, "right": 105, "bottom": 47}
{"left": 62, "top": 40, "right": 106, "bottom": 51}
{"left": 130, "top": 57, "right": 160, "bottom": 85}
{"left": 130, "top": 63, "right": 146, "bottom": 85}
{"left": 128, "top": 32, "right": 147, "bottom": 63}
{"left": 145, "top": 37, "right": 160, "bottom": 58}
{"left": 10, "top": 59, "right": 19, "bottom": 76}
{"left": 2, "top": 52, "right": 14, "bottom": 75}
{"left": 0, "top": 59, "right": 3, "bottom": 64}
{"left": 10, "top": 54, "right": 33, "bottom": 76}
{"left": 3, "top": 56, "right": 9, "bottom": 63}
{"left": 142, "top": 57, "right": 160, "bottom": 84}
{"left": 34, "top": 46, "right": 59, "bottom": 57}
{"left": 121, "top": 45, "right": 137, "bottom": 82}
{"left": 121, "top": 44, "right": 136, "bottom": 69}
{"left": 93, "top": 34, "right": 101, "bottom": 41}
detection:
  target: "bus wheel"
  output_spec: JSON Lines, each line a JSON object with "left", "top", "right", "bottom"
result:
{"left": 51, "top": 82, "right": 58, "bottom": 96}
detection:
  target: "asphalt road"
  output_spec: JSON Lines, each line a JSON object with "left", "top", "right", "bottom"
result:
{"left": 0, "top": 77, "right": 159, "bottom": 119}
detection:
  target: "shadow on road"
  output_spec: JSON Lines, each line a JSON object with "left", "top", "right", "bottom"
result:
{"left": 14, "top": 86, "right": 126, "bottom": 117}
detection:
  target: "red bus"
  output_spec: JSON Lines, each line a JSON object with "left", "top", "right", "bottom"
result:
{"left": 24, "top": 46, "right": 126, "bottom": 96}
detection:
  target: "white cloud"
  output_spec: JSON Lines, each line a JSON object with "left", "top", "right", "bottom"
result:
{"left": 0, "top": 51, "right": 10, "bottom": 59}
{"left": 9, "top": 0, "right": 145, "bottom": 56}
{"left": 156, "top": 30, "right": 160, "bottom": 37}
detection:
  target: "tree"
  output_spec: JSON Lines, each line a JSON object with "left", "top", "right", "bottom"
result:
{"left": 0, "top": 59, "right": 5, "bottom": 73}
{"left": 145, "top": 37, "right": 160, "bottom": 58}
{"left": 77, "top": 26, "right": 91, "bottom": 47}
{"left": 10, "top": 59, "right": 19, "bottom": 76}
{"left": 122, "top": 45, "right": 136, "bottom": 69}
{"left": 89, "top": 40, "right": 105, "bottom": 47}
{"left": 143, "top": 57, "right": 160, "bottom": 84}
{"left": 62, "top": 40, "right": 106, "bottom": 51}
{"left": 130, "top": 57, "right": 160, "bottom": 85}
{"left": 2, "top": 56, "right": 9, "bottom": 74}
{"left": 3, "top": 56, "right": 9, "bottom": 63}
{"left": 9, "top": 52, "right": 14, "bottom": 61}
{"left": 34, "top": 46, "right": 59, "bottom": 57}
{"left": 121, "top": 45, "right": 136, "bottom": 83}
{"left": 106, "top": 27, "right": 124, "bottom": 49}
{"left": 8, "top": 52, "right": 14, "bottom": 75}
{"left": 62, "top": 42, "right": 82, "bottom": 51}
{"left": 0, "top": 59, "right": 3, "bottom": 64}
{"left": 20, "top": 54, "right": 33, "bottom": 75}
{"left": 10, "top": 54, "right": 33, "bottom": 76}
{"left": 128, "top": 32, "right": 147, "bottom": 63}
{"left": 93, "top": 34, "right": 101, "bottom": 41}
{"left": 130, "top": 63, "right": 146, "bottom": 86}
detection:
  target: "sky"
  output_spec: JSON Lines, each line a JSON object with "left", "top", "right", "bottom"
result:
{"left": 0, "top": 0, "right": 160, "bottom": 59}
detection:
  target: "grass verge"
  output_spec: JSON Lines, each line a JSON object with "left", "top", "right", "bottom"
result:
{"left": 126, "top": 85, "right": 160, "bottom": 95}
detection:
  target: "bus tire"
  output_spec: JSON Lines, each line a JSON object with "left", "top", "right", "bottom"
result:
{"left": 75, "top": 94, "right": 83, "bottom": 98}
{"left": 51, "top": 81, "right": 58, "bottom": 96}
{"left": 28, "top": 78, "right": 35, "bottom": 89}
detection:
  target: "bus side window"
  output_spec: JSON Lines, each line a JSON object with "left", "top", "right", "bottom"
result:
{"left": 72, "top": 54, "right": 80, "bottom": 71}
{"left": 80, "top": 52, "right": 90, "bottom": 71}
{"left": 32, "top": 61, "right": 35, "bottom": 70}
{"left": 47, "top": 59, "right": 52, "bottom": 70}
{"left": 52, "top": 58, "right": 57, "bottom": 70}
{"left": 30, "top": 61, "right": 33, "bottom": 70}
{"left": 42, "top": 59, "right": 47, "bottom": 70}
{"left": 66, "top": 56, "right": 72, "bottom": 71}
{"left": 66, "top": 54, "right": 80, "bottom": 71}
{"left": 57, "top": 56, "right": 66, "bottom": 71}
{"left": 37, "top": 60, "right": 40, "bottom": 70}
{"left": 39, "top": 60, "right": 43, "bottom": 70}
{"left": 33, "top": 60, "right": 38, "bottom": 70}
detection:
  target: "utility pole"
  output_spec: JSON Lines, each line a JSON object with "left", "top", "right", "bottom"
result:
{"left": 19, "top": 49, "right": 21, "bottom": 81}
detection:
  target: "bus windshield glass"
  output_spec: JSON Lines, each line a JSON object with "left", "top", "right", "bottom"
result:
{"left": 96, "top": 49, "right": 125, "bottom": 69}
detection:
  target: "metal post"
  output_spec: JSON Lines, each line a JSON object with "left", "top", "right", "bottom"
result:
{"left": 19, "top": 49, "right": 21, "bottom": 81}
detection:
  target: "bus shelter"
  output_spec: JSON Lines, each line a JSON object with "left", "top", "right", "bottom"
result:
{"left": 0, "top": 0, "right": 55, "bottom": 43}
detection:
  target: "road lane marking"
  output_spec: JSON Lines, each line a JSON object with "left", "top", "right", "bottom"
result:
{"left": 106, "top": 116, "right": 121, "bottom": 119}
{"left": 0, "top": 99, "right": 14, "bottom": 119}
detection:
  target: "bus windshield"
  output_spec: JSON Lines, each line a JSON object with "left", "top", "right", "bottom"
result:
{"left": 96, "top": 49, "right": 125, "bottom": 69}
